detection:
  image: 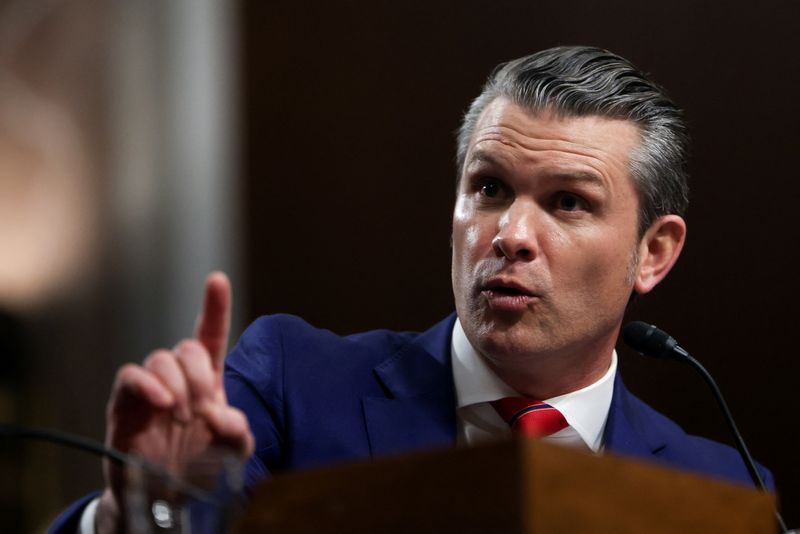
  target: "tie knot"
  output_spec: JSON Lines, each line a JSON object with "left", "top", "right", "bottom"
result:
{"left": 491, "top": 397, "right": 568, "bottom": 438}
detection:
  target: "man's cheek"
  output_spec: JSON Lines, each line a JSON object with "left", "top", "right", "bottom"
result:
{"left": 574, "top": 254, "right": 631, "bottom": 305}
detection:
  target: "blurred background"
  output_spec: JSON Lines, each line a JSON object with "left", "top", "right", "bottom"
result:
{"left": 0, "top": 0, "right": 797, "bottom": 531}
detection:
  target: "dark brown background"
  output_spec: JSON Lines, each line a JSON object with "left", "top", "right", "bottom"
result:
{"left": 242, "top": 0, "right": 799, "bottom": 524}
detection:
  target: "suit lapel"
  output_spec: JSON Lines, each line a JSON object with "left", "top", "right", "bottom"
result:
{"left": 603, "top": 373, "right": 666, "bottom": 459}
{"left": 362, "top": 321, "right": 668, "bottom": 462}
{"left": 363, "top": 314, "right": 458, "bottom": 457}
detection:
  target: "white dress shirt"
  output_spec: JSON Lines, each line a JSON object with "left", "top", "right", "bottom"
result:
{"left": 452, "top": 318, "right": 616, "bottom": 453}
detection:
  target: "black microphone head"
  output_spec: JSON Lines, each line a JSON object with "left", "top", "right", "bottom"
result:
{"left": 621, "top": 321, "right": 680, "bottom": 360}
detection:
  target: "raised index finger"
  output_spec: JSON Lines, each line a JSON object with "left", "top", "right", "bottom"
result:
{"left": 194, "top": 271, "right": 232, "bottom": 369}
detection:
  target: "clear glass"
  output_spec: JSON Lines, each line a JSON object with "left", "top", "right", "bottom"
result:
{"left": 123, "top": 447, "right": 245, "bottom": 534}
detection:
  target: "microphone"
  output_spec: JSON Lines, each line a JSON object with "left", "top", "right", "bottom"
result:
{"left": 621, "top": 321, "right": 689, "bottom": 361}
{"left": 0, "top": 423, "right": 214, "bottom": 503}
{"left": 621, "top": 321, "right": 791, "bottom": 533}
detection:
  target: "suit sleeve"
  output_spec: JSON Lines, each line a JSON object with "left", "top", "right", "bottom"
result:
{"left": 224, "top": 315, "right": 288, "bottom": 489}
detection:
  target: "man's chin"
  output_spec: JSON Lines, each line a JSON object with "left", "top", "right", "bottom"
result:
{"left": 460, "top": 303, "right": 547, "bottom": 355}
{"left": 473, "top": 327, "right": 547, "bottom": 363}
{"left": 476, "top": 306, "right": 529, "bottom": 331}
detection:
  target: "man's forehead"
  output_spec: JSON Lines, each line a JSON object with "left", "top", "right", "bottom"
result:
{"left": 469, "top": 97, "right": 641, "bottom": 152}
{"left": 463, "top": 98, "right": 641, "bottom": 182}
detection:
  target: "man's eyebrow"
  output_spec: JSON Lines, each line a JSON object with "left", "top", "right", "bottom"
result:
{"left": 548, "top": 170, "right": 607, "bottom": 188}
{"left": 466, "top": 150, "right": 504, "bottom": 167}
{"left": 467, "top": 150, "right": 607, "bottom": 188}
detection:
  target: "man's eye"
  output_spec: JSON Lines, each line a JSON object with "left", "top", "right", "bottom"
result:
{"left": 475, "top": 178, "right": 503, "bottom": 198}
{"left": 482, "top": 182, "right": 499, "bottom": 197}
{"left": 554, "top": 192, "right": 587, "bottom": 212}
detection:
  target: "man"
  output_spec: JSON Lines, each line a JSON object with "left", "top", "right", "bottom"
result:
{"left": 51, "top": 46, "right": 771, "bottom": 533}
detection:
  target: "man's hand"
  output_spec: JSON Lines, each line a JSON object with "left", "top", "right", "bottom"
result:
{"left": 96, "top": 272, "right": 254, "bottom": 532}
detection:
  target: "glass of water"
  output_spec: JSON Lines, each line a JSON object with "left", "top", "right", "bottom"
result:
{"left": 123, "top": 447, "right": 245, "bottom": 534}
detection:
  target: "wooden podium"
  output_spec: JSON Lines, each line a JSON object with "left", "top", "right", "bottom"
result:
{"left": 234, "top": 439, "right": 776, "bottom": 533}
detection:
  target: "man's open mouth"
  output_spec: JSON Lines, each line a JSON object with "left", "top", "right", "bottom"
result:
{"left": 481, "top": 278, "right": 535, "bottom": 296}
{"left": 485, "top": 285, "right": 531, "bottom": 296}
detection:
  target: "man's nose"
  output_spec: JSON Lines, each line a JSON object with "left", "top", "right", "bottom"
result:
{"left": 491, "top": 201, "right": 538, "bottom": 261}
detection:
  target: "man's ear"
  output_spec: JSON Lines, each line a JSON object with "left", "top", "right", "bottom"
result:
{"left": 633, "top": 215, "right": 687, "bottom": 295}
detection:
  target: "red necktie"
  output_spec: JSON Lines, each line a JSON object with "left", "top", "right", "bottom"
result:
{"left": 491, "top": 397, "right": 569, "bottom": 438}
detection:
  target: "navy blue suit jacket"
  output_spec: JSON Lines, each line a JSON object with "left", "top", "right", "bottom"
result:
{"left": 49, "top": 313, "right": 771, "bottom": 533}
{"left": 225, "top": 313, "right": 771, "bottom": 487}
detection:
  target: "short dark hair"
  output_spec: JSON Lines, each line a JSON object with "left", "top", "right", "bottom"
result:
{"left": 457, "top": 46, "right": 689, "bottom": 235}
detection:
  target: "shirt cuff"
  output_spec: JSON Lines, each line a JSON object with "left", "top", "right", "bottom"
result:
{"left": 77, "top": 496, "right": 99, "bottom": 534}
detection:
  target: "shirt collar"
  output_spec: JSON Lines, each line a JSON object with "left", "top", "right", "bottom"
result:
{"left": 451, "top": 317, "right": 616, "bottom": 452}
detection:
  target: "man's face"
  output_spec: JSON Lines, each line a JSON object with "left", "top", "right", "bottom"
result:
{"left": 451, "top": 97, "right": 643, "bottom": 376}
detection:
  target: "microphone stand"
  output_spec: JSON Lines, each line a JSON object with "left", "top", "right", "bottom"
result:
{"left": 622, "top": 321, "right": 795, "bottom": 534}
